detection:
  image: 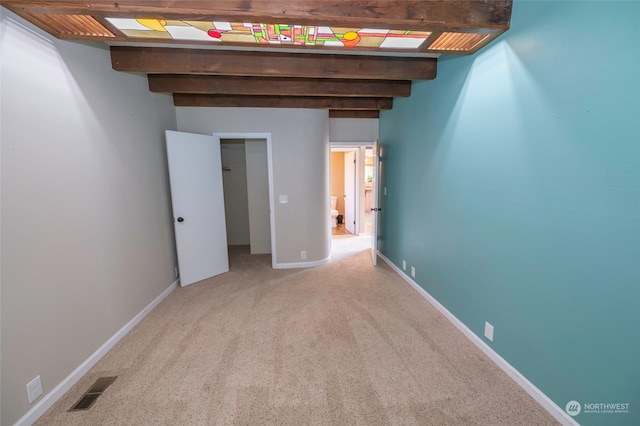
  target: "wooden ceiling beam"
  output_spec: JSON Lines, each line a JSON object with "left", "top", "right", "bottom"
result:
{"left": 173, "top": 94, "right": 393, "bottom": 110}
{"left": 2, "top": 1, "right": 512, "bottom": 31}
{"left": 112, "top": 47, "right": 436, "bottom": 80}
{"left": 149, "top": 75, "right": 411, "bottom": 98}
{"left": 329, "top": 110, "right": 380, "bottom": 119}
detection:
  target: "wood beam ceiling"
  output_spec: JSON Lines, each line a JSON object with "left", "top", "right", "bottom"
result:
{"left": 148, "top": 75, "right": 411, "bottom": 98}
{"left": 329, "top": 110, "right": 380, "bottom": 119}
{"left": 111, "top": 47, "right": 430, "bottom": 110}
{"left": 1, "top": 0, "right": 513, "bottom": 114}
{"left": 111, "top": 47, "right": 437, "bottom": 80}
{"left": 173, "top": 94, "right": 393, "bottom": 110}
{"left": 1, "top": 1, "right": 512, "bottom": 33}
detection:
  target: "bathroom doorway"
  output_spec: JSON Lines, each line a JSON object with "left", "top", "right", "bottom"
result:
{"left": 330, "top": 143, "right": 375, "bottom": 241}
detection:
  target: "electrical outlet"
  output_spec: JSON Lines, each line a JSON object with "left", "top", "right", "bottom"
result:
{"left": 279, "top": 195, "right": 288, "bottom": 204}
{"left": 300, "top": 251, "right": 307, "bottom": 260}
{"left": 411, "top": 266, "right": 416, "bottom": 278}
{"left": 384, "top": 187, "right": 387, "bottom": 196}
{"left": 484, "top": 322, "right": 494, "bottom": 342}
{"left": 402, "top": 260, "right": 406, "bottom": 270}
{"left": 27, "top": 375, "right": 43, "bottom": 404}
{"left": 174, "top": 266, "right": 179, "bottom": 278}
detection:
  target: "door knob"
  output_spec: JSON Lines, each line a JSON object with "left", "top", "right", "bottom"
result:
{"left": 177, "top": 217, "right": 184, "bottom": 222}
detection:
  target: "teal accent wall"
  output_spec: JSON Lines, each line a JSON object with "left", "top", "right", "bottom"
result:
{"left": 378, "top": 1, "right": 639, "bottom": 425}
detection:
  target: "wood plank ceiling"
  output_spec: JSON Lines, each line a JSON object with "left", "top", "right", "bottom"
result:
{"left": 1, "top": 1, "right": 513, "bottom": 118}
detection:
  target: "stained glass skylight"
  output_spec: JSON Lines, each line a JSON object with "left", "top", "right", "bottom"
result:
{"left": 106, "top": 18, "right": 431, "bottom": 50}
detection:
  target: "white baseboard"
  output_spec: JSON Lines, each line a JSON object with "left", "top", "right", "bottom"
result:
{"left": 377, "top": 253, "right": 578, "bottom": 426}
{"left": 274, "top": 255, "right": 330, "bottom": 269}
{"left": 15, "top": 279, "right": 179, "bottom": 426}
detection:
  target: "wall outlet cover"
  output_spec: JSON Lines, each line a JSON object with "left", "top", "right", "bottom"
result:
{"left": 27, "top": 375, "right": 43, "bottom": 404}
{"left": 300, "top": 251, "right": 307, "bottom": 259}
{"left": 411, "top": 266, "right": 416, "bottom": 278}
{"left": 402, "top": 260, "right": 407, "bottom": 270}
{"left": 484, "top": 322, "right": 494, "bottom": 342}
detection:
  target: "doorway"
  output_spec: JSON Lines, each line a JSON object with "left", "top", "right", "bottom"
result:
{"left": 221, "top": 138, "right": 271, "bottom": 254}
{"left": 215, "top": 132, "right": 276, "bottom": 266}
{"left": 329, "top": 143, "right": 375, "bottom": 242}
{"left": 330, "top": 147, "right": 356, "bottom": 236}
{"left": 166, "top": 131, "right": 276, "bottom": 286}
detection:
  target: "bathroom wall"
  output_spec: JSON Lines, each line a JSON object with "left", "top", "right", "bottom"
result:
{"left": 331, "top": 152, "right": 345, "bottom": 215}
{"left": 378, "top": 1, "right": 640, "bottom": 425}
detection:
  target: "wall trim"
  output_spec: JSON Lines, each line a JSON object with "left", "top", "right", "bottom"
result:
{"left": 377, "top": 253, "right": 578, "bottom": 426}
{"left": 274, "top": 255, "right": 330, "bottom": 269}
{"left": 14, "top": 279, "right": 179, "bottom": 426}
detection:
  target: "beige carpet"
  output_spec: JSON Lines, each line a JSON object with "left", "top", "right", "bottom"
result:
{"left": 36, "top": 238, "right": 558, "bottom": 425}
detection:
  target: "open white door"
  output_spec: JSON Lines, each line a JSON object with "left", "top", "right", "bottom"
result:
{"left": 371, "top": 140, "right": 380, "bottom": 265}
{"left": 344, "top": 151, "right": 356, "bottom": 235}
{"left": 166, "top": 130, "right": 229, "bottom": 286}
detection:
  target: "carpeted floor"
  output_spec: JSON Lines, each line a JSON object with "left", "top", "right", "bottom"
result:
{"left": 36, "top": 237, "right": 558, "bottom": 425}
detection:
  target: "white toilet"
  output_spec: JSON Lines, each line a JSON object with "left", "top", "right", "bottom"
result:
{"left": 331, "top": 196, "right": 339, "bottom": 228}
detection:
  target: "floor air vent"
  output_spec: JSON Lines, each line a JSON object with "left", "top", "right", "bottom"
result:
{"left": 69, "top": 376, "right": 117, "bottom": 411}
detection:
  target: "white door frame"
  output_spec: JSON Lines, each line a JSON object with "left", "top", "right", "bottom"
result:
{"left": 371, "top": 139, "right": 380, "bottom": 265}
{"left": 213, "top": 132, "right": 277, "bottom": 268}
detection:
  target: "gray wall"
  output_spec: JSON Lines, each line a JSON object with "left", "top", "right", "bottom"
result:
{"left": 1, "top": 10, "right": 177, "bottom": 425}
{"left": 329, "top": 118, "right": 379, "bottom": 142}
{"left": 245, "top": 139, "right": 272, "bottom": 254}
{"left": 176, "top": 108, "right": 330, "bottom": 266}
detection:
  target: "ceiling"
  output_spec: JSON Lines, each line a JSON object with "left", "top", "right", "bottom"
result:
{"left": 1, "top": 1, "right": 513, "bottom": 118}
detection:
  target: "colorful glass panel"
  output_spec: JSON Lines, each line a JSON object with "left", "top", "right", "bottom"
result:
{"left": 106, "top": 18, "right": 430, "bottom": 49}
